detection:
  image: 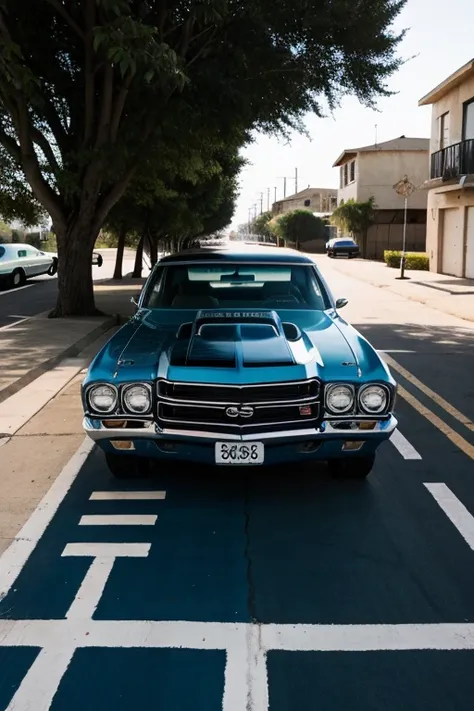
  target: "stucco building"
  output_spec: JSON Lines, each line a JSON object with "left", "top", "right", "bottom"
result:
{"left": 418, "top": 59, "right": 474, "bottom": 278}
{"left": 271, "top": 187, "right": 338, "bottom": 216}
{"left": 333, "top": 136, "right": 430, "bottom": 259}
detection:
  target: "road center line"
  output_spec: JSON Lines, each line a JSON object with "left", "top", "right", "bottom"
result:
{"left": 398, "top": 384, "right": 474, "bottom": 461}
{"left": 390, "top": 429, "right": 422, "bottom": 459}
{"left": 89, "top": 490, "right": 166, "bottom": 500}
{"left": 424, "top": 483, "right": 474, "bottom": 550}
{"left": 78, "top": 514, "right": 158, "bottom": 526}
{"left": 383, "top": 353, "right": 474, "bottom": 431}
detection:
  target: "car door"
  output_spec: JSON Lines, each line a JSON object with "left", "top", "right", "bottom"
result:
{"left": 15, "top": 248, "right": 31, "bottom": 275}
{"left": 27, "top": 247, "right": 51, "bottom": 275}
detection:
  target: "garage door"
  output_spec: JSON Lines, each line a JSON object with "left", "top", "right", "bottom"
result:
{"left": 465, "top": 206, "right": 474, "bottom": 279}
{"left": 441, "top": 208, "right": 463, "bottom": 276}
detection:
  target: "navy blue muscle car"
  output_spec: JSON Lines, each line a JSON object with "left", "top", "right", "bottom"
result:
{"left": 82, "top": 245, "right": 397, "bottom": 479}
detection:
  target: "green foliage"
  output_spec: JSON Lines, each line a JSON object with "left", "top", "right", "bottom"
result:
{"left": 251, "top": 212, "right": 274, "bottom": 239}
{"left": 0, "top": 0, "right": 407, "bottom": 314}
{"left": 274, "top": 210, "right": 326, "bottom": 246}
{"left": 330, "top": 197, "right": 376, "bottom": 237}
{"left": 384, "top": 251, "right": 429, "bottom": 270}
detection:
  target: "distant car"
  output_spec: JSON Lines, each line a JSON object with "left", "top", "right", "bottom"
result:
{"left": 92, "top": 252, "right": 103, "bottom": 267}
{"left": 327, "top": 238, "right": 360, "bottom": 259}
{"left": 42, "top": 249, "right": 104, "bottom": 274}
{"left": 0, "top": 243, "right": 56, "bottom": 288}
{"left": 82, "top": 244, "right": 397, "bottom": 481}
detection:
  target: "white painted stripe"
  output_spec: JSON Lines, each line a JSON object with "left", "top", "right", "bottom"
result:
{"left": 89, "top": 490, "right": 166, "bottom": 500}
{"left": 66, "top": 557, "right": 115, "bottom": 620}
{"left": 5, "top": 647, "right": 75, "bottom": 711}
{"left": 0, "top": 317, "right": 29, "bottom": 331}
{"left": 79, "top": 514, "right": 157, "bottom": 526}
{"left": 390, "top": 429, "right": 422, "bottom": 460}
{"left": 424, "top": 483, "right": 474, "bottom": 550}
{"left": 0, "top": 437, "right": 94, "bottom": 601}
{"left": 62, "top": 542, "right": 151, "bottom": 558}
{"left": 0, "top": 284, "right": 34, "bottom": 297}
{"left": 1, "top": 620, "right": 474, "bottom": 652}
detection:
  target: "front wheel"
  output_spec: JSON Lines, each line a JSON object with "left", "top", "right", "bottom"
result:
{"left": 105, "top": 452, "right": 149, "bottom": 479}
{"left": 10, "top": 268, "right": 26, "bottom": 288}
{"left": 327, "top": 454, "right": 375, "bottom": 480}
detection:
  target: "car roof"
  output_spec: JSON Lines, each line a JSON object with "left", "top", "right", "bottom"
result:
{"left": 1, "top": 243, "right": 37, "bottom": 250}
{"left": 159, "top": 244, "right": 317, "bottom": 265}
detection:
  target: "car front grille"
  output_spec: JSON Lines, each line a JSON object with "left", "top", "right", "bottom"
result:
{"left": 156, "top": 379, "right": 321, "bottom": 433}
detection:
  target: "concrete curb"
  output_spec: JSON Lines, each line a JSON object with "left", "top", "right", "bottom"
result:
{"left": 0, "top": 315, "right": 119, "bottom": 406}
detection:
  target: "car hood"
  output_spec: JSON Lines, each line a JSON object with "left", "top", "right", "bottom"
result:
{"left": 85, "top": 308, "right": 390, "bottom": 387}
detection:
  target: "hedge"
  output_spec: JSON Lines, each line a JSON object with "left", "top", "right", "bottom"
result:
{"left": 384, "top": 251, "right": 429, "bottom": 270}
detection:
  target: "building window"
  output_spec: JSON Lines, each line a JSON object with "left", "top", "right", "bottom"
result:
{"left": 463, "top": 98, "right": 474, "bottom": 141}
{"left": 304, "top": 199, "right": 311, "bottom": 206}
{"left": 437, "top": 111, "right": 450, "bottom": 149}
{"left": 349, "top": 160, "right": 355, "bottom": 183}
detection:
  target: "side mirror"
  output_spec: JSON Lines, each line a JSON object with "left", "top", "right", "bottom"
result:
{"left": 335, "top": 297, "right": 348, "bottom": 309}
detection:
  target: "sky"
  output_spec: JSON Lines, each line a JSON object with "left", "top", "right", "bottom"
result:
{"left": 230, "top": 0, "right": 474, "bottom": 230}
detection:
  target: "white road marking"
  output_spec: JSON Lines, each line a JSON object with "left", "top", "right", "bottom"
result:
{"left": 65, "top": 557, "right": 116, "bottom": 620}
{"left": 89, "top": 490, "right": 166, "bottom": 500}
{"left": 79, "top": 514, "right": 158, "bottom": 526}
{"left": 424, "top": 483, "right": 474, "bottom": 550}
{"left": 390, "top": 429, "right": 422, "bottom": 460}
{"left": 0, "top": 284, "right": 34, "bottom": 297}
{"left": 5, "top": 648, "right": 75, "bottom": 711}
{"left": 62, "top": 542, "right": 151, "bottom": 557}
{"left": 0, "top": 317, "right": 29, "bottom": 331}
{"left": 0, "top": 437, "right": 94, "bottom": 600}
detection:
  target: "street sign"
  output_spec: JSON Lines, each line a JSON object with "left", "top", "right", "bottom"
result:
{"left": 393, "top": 175, "right": 416, "bottom": 279}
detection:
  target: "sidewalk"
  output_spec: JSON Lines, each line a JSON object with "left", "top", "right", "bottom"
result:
{"left": 0, "top": 277, "right": 145, "bottom": 404}
{"left": 315, "top": 257, "right": 474, "bottom": 324}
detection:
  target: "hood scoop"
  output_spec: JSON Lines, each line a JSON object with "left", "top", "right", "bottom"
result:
{"left": 170, "top": 310, "right": 300, "bottom": 368}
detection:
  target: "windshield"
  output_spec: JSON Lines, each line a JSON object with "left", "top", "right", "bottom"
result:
{"left": 142, "top": 263, "right": 330, "bottom": 310}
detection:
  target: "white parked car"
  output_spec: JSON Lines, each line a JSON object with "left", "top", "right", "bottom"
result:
{"left": 0, "top": 243, "right": 57, "bottom": 288}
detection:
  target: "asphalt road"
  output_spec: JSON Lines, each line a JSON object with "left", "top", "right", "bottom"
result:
{"left": 0, "top": 249, "right": 145, "bottom": 329}
{"left": 1, "top": 261, "right": 474, "bottom": 710}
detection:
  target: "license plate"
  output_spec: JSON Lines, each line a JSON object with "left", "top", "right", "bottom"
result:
{"left": 215, "top": 442, "right": 264, "bottom": 465}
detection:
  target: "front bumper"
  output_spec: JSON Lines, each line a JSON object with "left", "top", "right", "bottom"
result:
{"left": 83, "top": 415, "right": 398, "bottom": 466}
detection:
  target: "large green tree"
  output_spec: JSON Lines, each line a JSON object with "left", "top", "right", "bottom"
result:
{"left": 275, "top": 209, "right": 326, "bottom": 249}
{"left": 0, "top": 0, "right": 406, "bottom": 316}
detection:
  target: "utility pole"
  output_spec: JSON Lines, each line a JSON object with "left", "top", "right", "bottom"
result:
{"left": 295, "top": 167, "right": 298, "bottom": 194}
{"left": 259, "top": 192, "right": 264, "bottom": 214}
{"left": 266, "top": 187, "right": 270, "bottom": 211}
{"left": 274, "top": 186, "right": 277, "bottom": 205}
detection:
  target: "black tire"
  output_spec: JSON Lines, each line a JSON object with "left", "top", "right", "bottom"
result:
{"left": 10, "top": 268, "right": 26, "bottom": 288}
{"left": 105, "top": 452, "right": 150, "bottom": 479}
{"left": 48, "top": 258, "right": 58, "bottom": 276}
{"left": 327, "top": 454, "right": 376, "bottom": 480}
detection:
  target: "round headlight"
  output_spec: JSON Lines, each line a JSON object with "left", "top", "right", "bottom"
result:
{"left": 359, "top": 385, "right": 388, "bottom": 414}
{"left": 88, "top": 384, "right": 117, "bottom": 414}
{"left": 326, "top": 384, "right": 354, "bottom": 414}
{"left": 123, "top": 384, "right": 151, "bottom": 414}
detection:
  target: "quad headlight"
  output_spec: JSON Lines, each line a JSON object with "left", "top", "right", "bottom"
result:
{"left": 358, "top": 384, "right": 389, "bottom": 414}
{"left": 122, "top": 384, "right": 152, "bottom": 414}
{"left": 325, "top": 383, "right": 355, "bottom": 415}
{"left": 87, "top": 384, "right": 118, "bottom": 414}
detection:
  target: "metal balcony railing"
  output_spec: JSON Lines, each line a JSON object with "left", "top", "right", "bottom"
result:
{"left": 430, "top": 139, "right": 474, "bottom": 180}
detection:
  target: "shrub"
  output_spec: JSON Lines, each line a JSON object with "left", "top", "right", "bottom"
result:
{"left": 384, "top": 251, "right": 429, "bottom": 270}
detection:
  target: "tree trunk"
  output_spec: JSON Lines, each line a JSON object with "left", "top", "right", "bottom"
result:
{"left": 132, "top": 235, "right": 144, "bottom": 278}
{"left": 113, "top": 226, "right": 127, "bottom": 280}
{"left": 149, "top": 236, "right": 158, "bottom": 266}
{"left": 50, "top": 222, "right": 100, "bottom": 318}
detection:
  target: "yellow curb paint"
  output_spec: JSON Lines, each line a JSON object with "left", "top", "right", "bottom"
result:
{"left": 383, "top": 354, "right": 474, "bottom": 432}
{"left": 398, "top": 385, "right": 474, "bottom": 461}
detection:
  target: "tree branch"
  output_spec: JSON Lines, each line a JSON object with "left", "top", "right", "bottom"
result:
{"left": 95, "top": 63, "right": 114, "bottom": 148}
{"left": 110, "top": 72, "right": 134, "bottom": 144}
{"left": 30, "top": 126, "right": 61, "bottom": 173}
{"left": 93, "top": 165, "right": 138, "bottom": 233}
{"left": 82, "top": 0, "right": 95, "bottom": 147}
{"left": 0, "top": 126, "right": 22, "bottom": 162}
{"left": 44, "top": 0, "right": 85, "bottom": 41}
{"left": 15, "top": 96, "right": 65, "bottom": 231}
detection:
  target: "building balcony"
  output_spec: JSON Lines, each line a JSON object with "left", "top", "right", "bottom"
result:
{"left": 430, "top": 139, "right": 474, "bottom": 180}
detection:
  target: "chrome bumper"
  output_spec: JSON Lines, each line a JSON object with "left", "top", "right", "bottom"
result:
{"left": 83, "top": 415, "right": 398, "bottom": 443}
